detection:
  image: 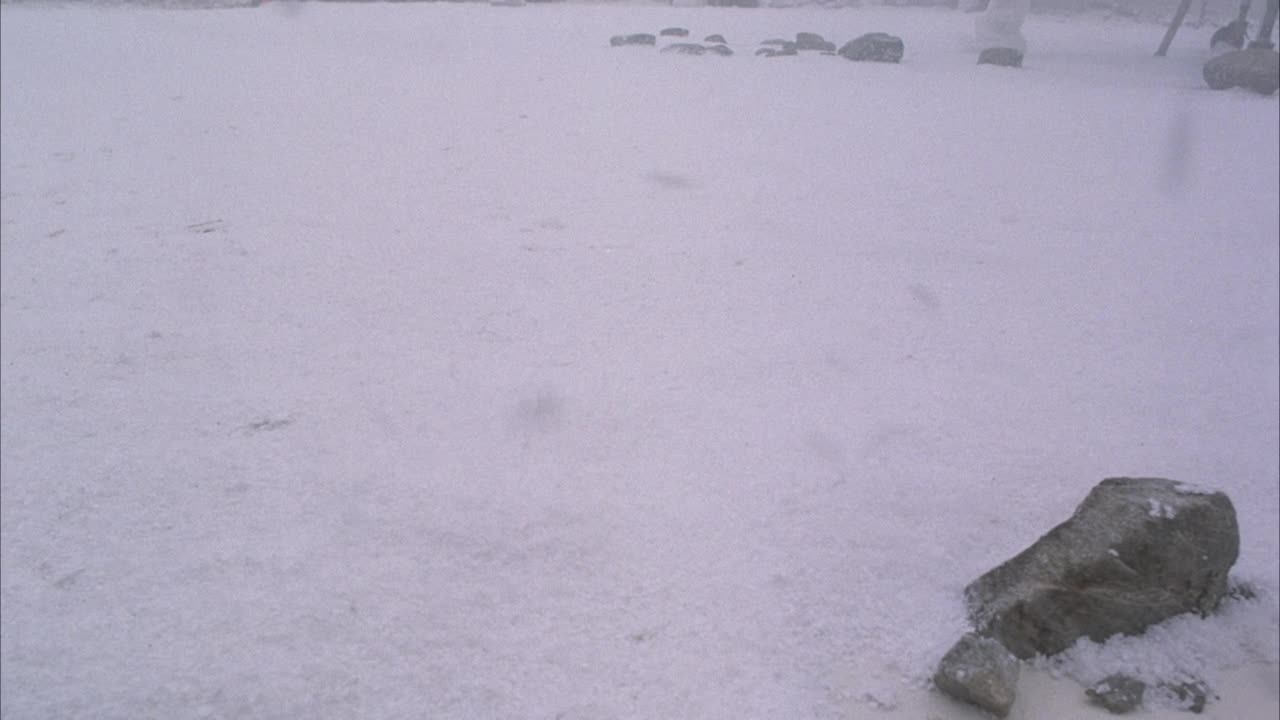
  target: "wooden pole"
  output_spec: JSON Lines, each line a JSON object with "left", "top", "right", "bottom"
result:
{"left": 1157, "top": 0, "right": 1195, "bottom": 56}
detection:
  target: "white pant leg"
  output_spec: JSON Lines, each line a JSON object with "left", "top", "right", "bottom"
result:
{"left": 975, "top": 0, "right": 1030, "bottom": 52}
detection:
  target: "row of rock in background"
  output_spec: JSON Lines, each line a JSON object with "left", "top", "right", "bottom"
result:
{"left": 933, "top": 477, "right": 1246, "bottom": 717}
{"left": 610, "top": 28, "right": 1023, "bottom": 66}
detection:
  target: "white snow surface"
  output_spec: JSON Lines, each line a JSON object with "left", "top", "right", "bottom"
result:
{"left": 1, "top": 4, "right": 1277, "bottom": 719}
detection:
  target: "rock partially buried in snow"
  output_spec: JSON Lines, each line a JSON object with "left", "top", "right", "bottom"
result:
{"left": 795, "top": 31, "right": 836, "bottom": 51}
{"left": 1086, "top": 674, "right": 1146, "bottom": 714}
{"left": 1203, "top": 48, "right": 1280, "bottom": 95}
{"left": 933, "top": 633, "right": 1020, "bottom": 718}
{"left": 1156, "top": 679, "right": 1215, "bottom": 714}
{"left": 705, "top": 44, "right": 733, "bottom": 56}
{"left": 838, "top": 33, "right": 905, "bottom": 63}
{"left": 965, "top": 478, "right": 1239, "bottom": 659}
{"left": 661, "top": 43, "right": 707, "bottom": 56}
{"left": 610, "top": 33, "right": 656, "bottom": 47}
{"left": 978, "top": 46, "right": 1023, "bottom": 67}
{"left": 659, "top": 27, "right": 690, "bottom": 38}
{"left": 704, "top": 33, "right": 727, "bottom": 44}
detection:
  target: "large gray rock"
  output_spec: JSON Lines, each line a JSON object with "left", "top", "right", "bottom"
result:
{"left": 933, "top": 633, "right": 1020, "bottom": 718}
{"left": 1203, "top": 48, "right": 1280, "bottom": 95}
{"left": 965, "top": 478, "right": 1239, "bottom": 659}
{"left": 838, "top": 33, "right": 905, "bottom": 63}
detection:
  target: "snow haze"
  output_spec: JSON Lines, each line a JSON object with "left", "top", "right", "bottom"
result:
{"left": 2, "top": 3, "right": 1277, "bottom": 719}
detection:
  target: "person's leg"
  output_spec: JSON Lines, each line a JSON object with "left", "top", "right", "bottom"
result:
{"left": 1250, "top": 0, "right": 1278, "bottom": 48}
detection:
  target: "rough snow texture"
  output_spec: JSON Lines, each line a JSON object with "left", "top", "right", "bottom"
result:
{"left": 2, "top": 4, "right": 1278, "bottom": 720}
{"left": 965, "top": 478, "right": 1240, "bottom": 659}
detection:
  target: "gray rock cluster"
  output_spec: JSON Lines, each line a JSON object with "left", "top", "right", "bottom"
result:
{"left": 934, "top": 478, "right": 1242, "bottom": 717}
{"left": 1203, "top": 47, "right": 1280, "bottom": 95}
{"left": 610, "top": 29, "right": 908, "bottom": 64}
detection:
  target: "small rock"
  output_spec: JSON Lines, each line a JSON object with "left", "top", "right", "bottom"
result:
{"left": 978, "top": 46, "right": 1023, "bottom": 67}
{"left": 1086, "top": 675, "right": 1146, "bottom": 714}
{"left": 1157, "top": 679, "right": 1215, "bottom": 714}
{"left": 660, "top": 27, "right": 690, "bottom": 37}
{"left": 610, "top": 33, "right": 656, "bottom": 47}
{"left": 661, "top": 43, "right": 707, "bottom": 55}
{"left": 838, "top": 33, "right": 905, "bottom": 63}
{"left": 704, "top": 33, "right": 727, "bottom": 43}
{"left": 1203, "top": 48, "right": 1280, "bottom": 95}
{"left": 795, "top": 32, "right": 836, "bottom": 51}
{"left": 933, "top": 633, "right": 1020, "bottom": 718}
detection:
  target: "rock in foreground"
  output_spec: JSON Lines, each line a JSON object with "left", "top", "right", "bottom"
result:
{"left": 965, "top": 478, "right": 1239, "bottom": 659}
{"left": 934, "top": 633, "right": 1020, "bottom": 718}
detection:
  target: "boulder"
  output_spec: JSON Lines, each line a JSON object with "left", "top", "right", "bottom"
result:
{"left": 1086, "top": 675, "right": 1146, "bottom": 714}
{"left": 978, "top": 46, "right": 1023, "bottom": 67}
{"left": 661, "top": 43, "right": 707, "bottom": 55}
{"left": 838, "top": 33, "right": 905, "bottom": 63}
{"left": 704, "top": 33, "right": 727, "bottom": 44}
{"left": 795, "top": 32, "right": 836, "bottom": 51}
{"left": 1203, "top": 48, "right": 1280, "bottom": 95}
{"left": 933, "top": 633, "right": 1020, "bottom": 718}
{"left": 659, "top": 27, "right": 691, "bottom": 37}
{"left": 965, "top": 478, "right": 1239, "bottom": 659}
{"left": 610, "top": 33, "right": 656, "bottom": 47}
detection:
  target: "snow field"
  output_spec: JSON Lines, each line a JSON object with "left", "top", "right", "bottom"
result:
{"left": 2, "top": 4, "right": 1277, "bottom": 718}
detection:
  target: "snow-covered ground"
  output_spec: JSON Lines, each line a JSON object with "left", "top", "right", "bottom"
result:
{"left": 1, "top": 3, "right": 1277, "bottom": 719}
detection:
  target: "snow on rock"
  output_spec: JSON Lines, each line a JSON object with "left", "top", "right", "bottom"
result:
{"left": 966, "top": 478, "right": 1239, "bottom": 659}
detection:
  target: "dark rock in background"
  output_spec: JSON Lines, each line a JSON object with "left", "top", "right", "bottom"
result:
{"left": 610, "top": 33, "right": 657, "bottom": 47}
{"left": 838, "top": 33, "right": 905, "bottom": 63}
{"left": 978, "top": 46, "right": 1024, "bottom": 67}
{"left": 1204, "top": 48, "right": 1280, "bottom": 94}
{"left": 661, "top": 42, "right": 706, "bottom": 55}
